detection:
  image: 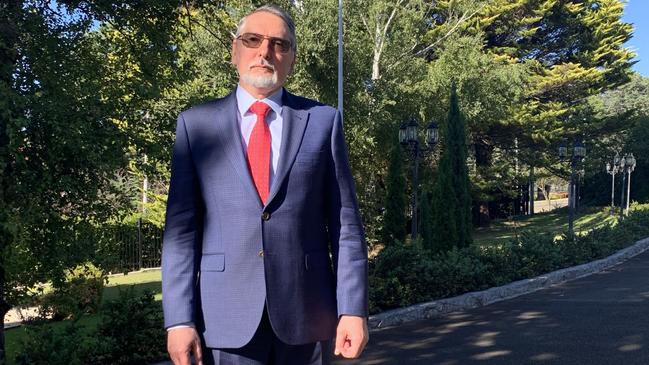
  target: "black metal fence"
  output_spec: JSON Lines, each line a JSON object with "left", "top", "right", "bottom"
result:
{"left": 102, "top": 219, "right": 163, "bottom": 273}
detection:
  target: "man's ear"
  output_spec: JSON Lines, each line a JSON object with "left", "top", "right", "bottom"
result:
{"left": 289, "top": 56, "right": 296, "bottom": 75}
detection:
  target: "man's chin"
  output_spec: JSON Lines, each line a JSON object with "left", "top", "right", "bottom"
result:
{"left": 242, "top": 74, "right": 279, "bottom": 91}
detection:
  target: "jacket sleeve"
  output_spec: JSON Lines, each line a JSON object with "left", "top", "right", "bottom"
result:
{"left": 161, "top": 112, "right": 204, "bottom": 329}
{"left": 325, "top": 110, "right": 369, "bottom": 318}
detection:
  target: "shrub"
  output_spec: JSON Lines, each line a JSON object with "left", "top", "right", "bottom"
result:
{"left": 88, "top": 288, "right": 166, "bottom": 365}
{"left": 15, "top": 319, "right": 97, "bottom": 365}
{"left": 16, "top": 289, "right": 166, "bottom": 365}
{"left": 513, "top": 230, "right": 563, "bottom": 277}
{"left": 369, "top": 206, "right": 649, "bottom": 314}
{"left": 428, "top": 247, "right": 489, "bottom": 299}
{"left": 90, "top": 287, "right": 166, "bottom": 365}
{"left": 369, "top": 240, "right": 436, "bottom": 313}
{"left": 39, "top": 263, "right": 106, "bottom": 320}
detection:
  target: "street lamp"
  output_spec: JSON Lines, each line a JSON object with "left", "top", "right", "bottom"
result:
{"left": 620, "top": 153, "right": 636, "bottom": 217}
{"left": 399, "top": 118, "right": 439, "bottom": 240}
{"left": 605, "top": 153, "right": 621, "bottom": 215}
{"left": 559, "top": 138, "right": 586, "bottom": 238}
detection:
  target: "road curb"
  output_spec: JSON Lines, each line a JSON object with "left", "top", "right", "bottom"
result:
{"left": 368, "top": 236, "right": 649, "bottom": 330}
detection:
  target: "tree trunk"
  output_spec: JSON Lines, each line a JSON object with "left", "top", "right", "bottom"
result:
{"left": 528, "top": 166, "right": 535, "bottom": 215}
{"left": 0, "top": 301, "right": 8, "bottom": 365}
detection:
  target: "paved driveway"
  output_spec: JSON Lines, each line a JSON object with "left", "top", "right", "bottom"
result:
{"left": 335, "top": 250, "right": 649, "bottom": 365}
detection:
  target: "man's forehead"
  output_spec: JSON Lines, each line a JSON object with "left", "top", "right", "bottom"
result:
{"left": 241, "top": 11, "right": 290, "bottom": 36}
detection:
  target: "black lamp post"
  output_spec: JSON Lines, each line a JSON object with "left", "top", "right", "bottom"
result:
{"left": 399, "top": 118, "right": 439, "bottom": 240}
{"left": 605, "top": 153, "right": 621, "bottom": 215}
{"left": 559, "top": 138, "right": 586, "bottom": 238}
{"left": 620, "top": 153, "right": 636, "bottom": 217}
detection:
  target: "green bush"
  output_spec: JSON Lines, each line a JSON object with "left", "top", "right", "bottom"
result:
{"left": 88, "top": 288, "right": 166, "bottom": 365}
{"left": 514, "top": 230, "right": 563, "bottom": 277}
{"left": 369, "top": 240, "right": 435, "bottom": 313}
{"left": 15, "top": 289, "right": 166, "bottom": 365}
{"left": 429, "top": 247, "right": 489, "bottom": 298}
{"left": 369, "top": 206, "right": 649, "bottom": 313}
{"left": 39, "top": 263, "right": 106, "bottom": 320}
{"left": 15, "top": 319, "right": 97, "bottom": 365}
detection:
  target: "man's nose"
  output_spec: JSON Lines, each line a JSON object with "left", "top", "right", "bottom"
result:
{"left": 257, "top": 39, "right": 273, "bottom": 59}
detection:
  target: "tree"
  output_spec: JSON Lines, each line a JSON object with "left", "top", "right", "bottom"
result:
{"left": 381, "top": 139, "right": 407, "bottom": 244}
{"left": 0, "top": 2, "right": 22, "bottom": 361}
{"left": 431, "top": 86, "right": 472, "bottom": 252}
{"left": 581, "top": 74, "right": 649, "bottom": 205}
{"left": 0, "top": 1, "right": 185, "bottom": 361}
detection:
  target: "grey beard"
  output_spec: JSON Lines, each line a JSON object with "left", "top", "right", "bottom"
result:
{"left": 242, "top": 72, "right": 278, "bottom": 89}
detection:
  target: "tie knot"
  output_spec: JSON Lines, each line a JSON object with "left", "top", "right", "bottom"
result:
{"left": 249, "top": 101, "right": 271, "bottom": 118}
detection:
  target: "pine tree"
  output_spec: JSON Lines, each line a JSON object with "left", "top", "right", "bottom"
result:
{"left": 431, "top": 86, "right": 472, "bottom": 252}
{"left": 382, "top": 138, "right": 407, "bottom": 244}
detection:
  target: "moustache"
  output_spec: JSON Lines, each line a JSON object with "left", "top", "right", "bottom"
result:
{"left": 249, "top": 59, "right": 275, "bottom": 71}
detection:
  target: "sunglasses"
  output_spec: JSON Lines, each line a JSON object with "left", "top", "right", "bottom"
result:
{"left": 237, "top": 33, "right": 293, "bottom": 54}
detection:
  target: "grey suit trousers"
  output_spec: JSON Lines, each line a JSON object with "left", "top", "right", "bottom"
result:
{"left": 202, "top": 307, "right": 332, "bottom": 365}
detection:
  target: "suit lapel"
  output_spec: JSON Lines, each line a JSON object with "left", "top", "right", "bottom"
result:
{"left": 213, "top": 92, "right": 262, "bottom": 207}
{"left": 267, "top": 91, "right": 309, "bottom": 206}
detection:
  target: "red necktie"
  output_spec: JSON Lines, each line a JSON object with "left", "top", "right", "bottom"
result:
{"left": 247, "top": 101, "right": 272, "bottom": 204}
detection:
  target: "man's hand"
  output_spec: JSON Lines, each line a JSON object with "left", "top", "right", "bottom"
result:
{"left": 334, "top": 315, "right": 369, "bottom": 359}
{"left": 167, "top": 327, "right": 204, "bottom": 365}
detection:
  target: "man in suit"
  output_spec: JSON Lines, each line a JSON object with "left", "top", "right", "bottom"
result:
{"left": 162, "top": 5, "right": 368, "bottom": 365}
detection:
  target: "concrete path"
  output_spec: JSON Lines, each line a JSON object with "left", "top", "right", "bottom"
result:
{"left": 335, "top": 249, "right": 649, "bottom": 365}
{"left": 4, "top": 306, "right": 39, "bottom": 329}
{"left": 534, "top": 198, "right": 568, "bottom": 214}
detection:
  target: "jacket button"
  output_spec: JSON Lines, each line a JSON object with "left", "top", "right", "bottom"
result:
{"left": 261, "top": 211, "right": 271, "bottom": 221}
{"left": 258, "top": 250, "right": 264, "bottom": 257}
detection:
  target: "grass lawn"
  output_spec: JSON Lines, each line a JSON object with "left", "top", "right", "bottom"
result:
{"left": 104, "top": 269, "right": 162, "bottom": 302}
{"left": 473, "top": 206, "right": 617, "bottom": 246}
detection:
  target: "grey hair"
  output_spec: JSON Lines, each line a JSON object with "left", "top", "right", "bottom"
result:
{"left": 235, "top": 5, "right": 297, "bottom": 52}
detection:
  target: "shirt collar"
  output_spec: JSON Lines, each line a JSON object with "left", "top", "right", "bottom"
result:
{"left": 236, "top": 85, "right": 284, "bottom": 118}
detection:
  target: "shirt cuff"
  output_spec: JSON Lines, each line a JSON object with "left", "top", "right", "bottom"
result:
{"left": 166, "top": 324, "right": 195, "bottom": 332}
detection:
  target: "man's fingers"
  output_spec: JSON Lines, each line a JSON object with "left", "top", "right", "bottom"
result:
{"left": 193, "top": 338, "right": 204, "bottom": 365}
{"left": 340, "top": 334, "right": 363, "bottom": 358}
{"left": 167, "top": 327, "right": 201, "bottom": 365}
{"left": 170, "top": 351, "right": 191, "bottom": 365}
{"left": 334, "top": 327, "right": 347, "bottom": 355}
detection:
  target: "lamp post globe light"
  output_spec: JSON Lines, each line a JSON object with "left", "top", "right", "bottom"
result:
{"left": 605, "top": 153, "right": 621, "bottom": 215}
{"left": 622, "top": 153, "right": 637, "bottom": 216}
{"left": 558, "top": 138, "right": 586, "bottom": 238}
{"left": 399, "top": 118, "right": 439, "bottom": 240}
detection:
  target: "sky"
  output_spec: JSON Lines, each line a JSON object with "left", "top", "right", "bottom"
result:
{"left": 622, "top": 0, "right": 649, "bottom": 76}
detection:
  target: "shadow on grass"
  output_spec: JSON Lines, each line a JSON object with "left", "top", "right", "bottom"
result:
{"left": 103, "top": 281, "right": 162, "bottom": 303}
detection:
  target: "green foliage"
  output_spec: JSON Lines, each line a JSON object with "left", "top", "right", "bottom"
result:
{"left": 381, "top": 141, "right": 407, "bottom": 244}
{"left": 15, "top": 319, "right": 96, "bottom": 365}
{"left": 0, "top": 0, "right": 181, "bottom": 335}
{"left": 369, "top": 240, "right": 435, "bottom": 313}
{"left": 88, "top": 289, "right": 166, "bottom": 365}
{"left": 582, "top": 75, "right": 649, "bottom": 206}
{"left": 15, "top": 290, "right": 165, "bottom": 365}
{"left": 38, "top": 264, "right": 106, "bottom": 321}
{"left": 369, "top": 205, "right": 649, "bottom": 313}
{"left": 430, "top": 87, "right": 473, "bottom": 252}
